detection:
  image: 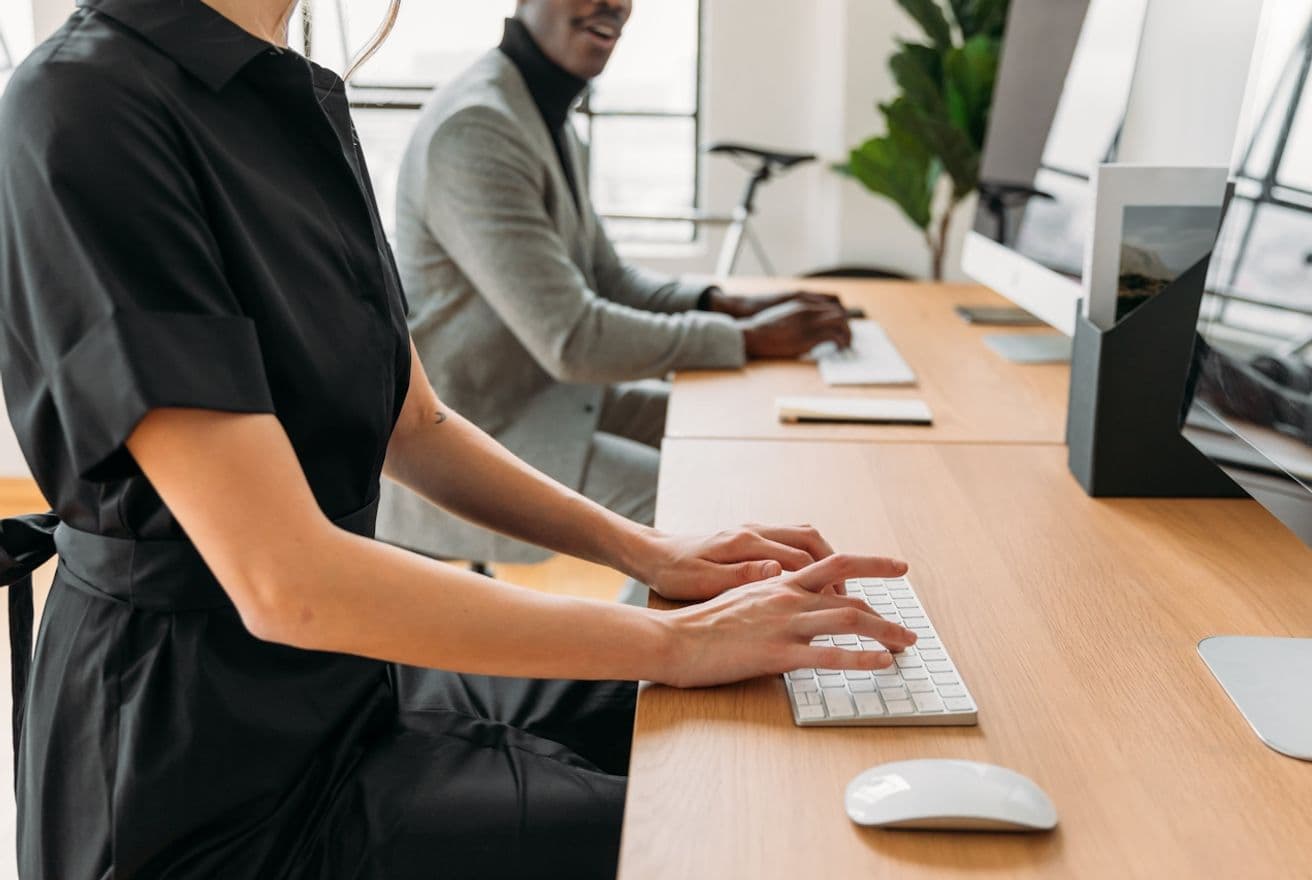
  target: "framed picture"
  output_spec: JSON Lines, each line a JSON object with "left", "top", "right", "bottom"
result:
{"left": 1083, "top": 164, "right": 1229, "bottom": 330}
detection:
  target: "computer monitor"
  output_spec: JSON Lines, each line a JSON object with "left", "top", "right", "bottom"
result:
{"left": 961, "top": 0, "right": 1150, "bottom": 358}
{"left": 1181, "top": 2, "right": 1312, "bottom": 762}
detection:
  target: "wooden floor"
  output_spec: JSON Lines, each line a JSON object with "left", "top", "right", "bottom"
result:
{"left": 0, "top": 478, "right": 624, "bottom": 876}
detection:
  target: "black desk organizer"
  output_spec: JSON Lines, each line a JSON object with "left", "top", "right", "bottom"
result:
{"left": 1065, "top": 255, "right": 1244, "bottom": 498}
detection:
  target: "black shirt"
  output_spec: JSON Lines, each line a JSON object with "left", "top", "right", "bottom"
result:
{"left": 498, "top": 17, "right": 587, "bottom": 210}
{"left": 0, "top": 0, "right": 411, "bottom": 539}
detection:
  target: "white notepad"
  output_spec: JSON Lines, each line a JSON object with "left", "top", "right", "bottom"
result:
{"left": 776, "top": 397, "right": 933, "bottom": 425}
{"left": 812, "top": 321, "right": 916, "bottom": 386}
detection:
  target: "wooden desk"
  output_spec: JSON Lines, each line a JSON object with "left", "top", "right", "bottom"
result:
{"left": 619, "top": 440, "right": 1312, "bottom": 879}
{"left": 666, "top": 281, "right": 1070, "bottom": 444}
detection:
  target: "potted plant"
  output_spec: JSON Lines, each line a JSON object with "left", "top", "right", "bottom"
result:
{"left": 841, "top": 0, "right": 1010, "bottom": 280}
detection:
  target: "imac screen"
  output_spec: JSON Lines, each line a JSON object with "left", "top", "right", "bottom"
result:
{"left": 1183, "top": 2, "right": 1312, "bottom": 546}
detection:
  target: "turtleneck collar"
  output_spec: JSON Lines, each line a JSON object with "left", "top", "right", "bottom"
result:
{"left": 498, "top": 17, "right": 588, "bottom": 132}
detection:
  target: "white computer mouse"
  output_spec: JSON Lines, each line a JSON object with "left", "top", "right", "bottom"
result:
{"left": 844, "top": 759, "right": 1058, "bottom": 832}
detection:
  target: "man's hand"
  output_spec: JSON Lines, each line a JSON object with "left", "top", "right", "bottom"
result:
{"left": 634, "top": 523, "right": 841, "bottom": 602}
{"left": 736, "top": 300, "right": 852, "bottom": 359}
{"left": 706, "top": 288, "right": 843, "bottom": 319}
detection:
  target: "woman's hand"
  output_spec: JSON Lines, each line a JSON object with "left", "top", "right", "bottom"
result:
{"left": 636, "top": 523, "right": 841, "bottom": 602}
{"left": 656, "top": 553, "right": 915, "bottom": 689}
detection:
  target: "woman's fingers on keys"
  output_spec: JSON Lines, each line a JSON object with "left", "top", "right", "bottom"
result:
{"left": 793, "top": 645, "right": 895, "bottom": 671}
{"left": 790, "top": 553, "right": 909, "bottom": 593}
{"left": 795, "top": 605, "right": 915, "bottom": 649}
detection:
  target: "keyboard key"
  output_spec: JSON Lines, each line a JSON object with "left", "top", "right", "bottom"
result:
{"left": 820, "top": 678, "right": 848, "bottom": 689}
{"left": 900, "top": 668, "right": 930, "bottom": 680}
{"left": 918, "top": 638, "right": 942, "bottom": 651}
{"left": 790, "top": 680, "right": 818, "bottom": 693}
{"left": 797, "top": 690, "right": 821, "bottom": 706}
{"left": 871, "top": 604, "right": 897, "bottom": 615}
{"left": 894, "top": 598, "right": 919, "bottom": 609}
{"left": 937, "top": 685, "right": 968, "bottom": 698}
{"left": 944, "top": 697, "right": 975, "bottom": 712}
{"left": 878, "top": 686, "right": 908, "bottom": 702}
{"left": 849, "top": 679, "right": 876, "bottom": 693}
{"left": 858, "top": 578, "right": 883, "bottom": 588}
{"left": 931, "top": 672, "right": 959, "bottom": 686}
{"left": 810, "top": 636, "right": 833, "bottom": 647}
{"left": 894, "top": 654, "right": 923, "bottom": 668}
{"left": 788, "top": 669, "right": 814, "bottom": 680}
{"left": 906, "top": 680, "right": 936, "bottom": 694}
{"left": 885, "top": 699, "right": 914, "bottom": 715}
{"left": 912, "top": 692, "right": 945, "bottom": 712}
{"left": 823, "top": 690, "right": 856, "bottom": 718}
{"left": 844, "top": 670, "right": 871, "bottom": 680}
{"left": 798, "top": 704, "right": 825, "bottom": 721}
{"left": 900, "top": 616, "right": 928, "bottom": 628}
{"left": 925, "top": 661, "right": 954, "bottom": 673}
{"left": 816, "top": 669, "right": 844, "bottom": 677}
{"left": 885, "top": 578, "right": 910, "bottom": 589}
{"left": 919, "top": 650, "right": 947, "bottom": 662}
{"left": 910, "top": 627, "right": 935, "bottom": 638}
{"left": 854, "top": 693, "right": 885, "bottom": 716}
{"left": 833, "top": 635, "right": 859, "bottom": 646}
{"left": 873, "top": 668, "right": 900, "bottom": 680}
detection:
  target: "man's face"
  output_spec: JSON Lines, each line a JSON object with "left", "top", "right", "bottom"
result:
{"left": 516, "top": 0, "right": 633, "bottom": 80}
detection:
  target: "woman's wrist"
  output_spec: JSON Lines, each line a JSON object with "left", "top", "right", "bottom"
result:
{"left": 610, "top": 519, "right": 668, "bottom": 588}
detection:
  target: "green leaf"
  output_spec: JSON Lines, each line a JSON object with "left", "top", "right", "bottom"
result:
{"left": 846, "top": 118, "right": 939, "bottom": 230}
{"left": 889, "top": 42, "right": 947, "bottom": 118}
{"left": 895, "top": 0, "right": 953, "bottom": 50}
{"left": 948, "top": 0, "right": 1010, "bottom": 39}
{"left": 944, "top": 35, "right": 1000, "bottom": 149}
{"left": 884, "top": 97, "right": 977, "bottom": 201}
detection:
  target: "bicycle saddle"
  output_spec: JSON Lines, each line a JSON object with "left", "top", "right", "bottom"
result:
{"left": 705, "top": 142, "right": 817, "bottom": 169}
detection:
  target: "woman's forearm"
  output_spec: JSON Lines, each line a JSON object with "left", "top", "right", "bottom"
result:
{"left": 266, "top": 521, "right": 671, "bottom": 680}
{"left": 384, "top": 398, "right": 656, "bottom": 579}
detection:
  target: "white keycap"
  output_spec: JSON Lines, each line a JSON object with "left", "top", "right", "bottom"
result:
{"left": 854, "top": 693, "right": 885, "bottom": 716}
{"left": 833, "top": 635, "right": 859, "bottom": 646}
{"left": 901, "top": 616, "right": 928, "bottom": 628}
{"left": 885, "top": 699, "right": 914, "bottom": 715}
{"left": 912, "top": 692, "right": 945, "bottom": 712}
{"left": 816, "top": 669, "right": 844, "bottom": 677}
{"left": 894, "top": 598, "right": 918, "bottom": 609}
{"left": 901, "top": 668, "right": 930, "bottom": 681}
{"left": 918, "top": 638, "right": 942, "bottom": 650}
{"left": 873, "top": 667, "right": 900, "bottom": 679}
{"left": 820, "top": 678, "right": 847, "bottom": 689}
{"left": 849, "top": 679, "right": 876, "bottom": 693}
{"left": 798, "top": 704, "right": 826, "bottom": 721}
{"left": 906, "top": 680, "right": 936, "bottom": 694}
{"left": 931, "top": 672, "right": 959, "bottom": 685}
{"left": 919, "top": 650, "right": 947, "bottom": 662}
{"left": 894, "top": 654, "right": 923, "bottom": 668}
{"left": 839, "top": 643, "right": 863, "bottom": 652}
{"left": 937, "top": 685, "right": 968, "bottom": 698}
{"left": 791, "top": 679, "right": 818, "bottom": 693}
{"left": 944, "top": 697, "right": 975, "bottom": 712}
{"left": 871, "top": 604, "right": 897, "bottom": 615}
{"left": 858, "top": 578, "right": 883, "bottom": 588}
{"left": 823, "top": 690, "right": 856, "bottom": 718}
{"left": 910, "top": 627, "right": 935, "bottom": 638}
{"left": 797, "top": 691, "right": 821, "bottom": 706}
{"left": 788, "top": 669, "right": 814, "bottom": 680}
{"left": 925, "top": 661, "right": 953, "bottom": 673}
{"left": 885, "top": 578, "right": 910, "bottom": 588}
{"left": 845, "top": 670, "right": 871, "bottom": 680}
{"left": 810, "top": 637, "right": 833, "bottom": 647}
{"left": 879, "top": 687, "right": 908, "bottom": 702}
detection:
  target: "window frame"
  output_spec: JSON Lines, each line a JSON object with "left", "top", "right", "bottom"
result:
{"left": 309, "top": 1, "right": 706, "bottom": 244}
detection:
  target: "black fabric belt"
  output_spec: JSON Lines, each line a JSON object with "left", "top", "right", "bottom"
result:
{"left": 0, "top": 498, "right": 380, "bottom": 781}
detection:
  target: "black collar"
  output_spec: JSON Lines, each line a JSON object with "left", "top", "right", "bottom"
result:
{"left": 498, "top": 17, "right": 587, "bottom": 131}
{"left": 77, "top": 0, "right": 275, "bottom": 92}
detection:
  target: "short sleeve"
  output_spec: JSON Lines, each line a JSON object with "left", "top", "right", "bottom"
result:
{"left": 0, "top": 59, "right": 274, "bottom": 482}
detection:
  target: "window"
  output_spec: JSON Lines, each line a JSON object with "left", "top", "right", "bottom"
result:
{"left": 1207, "top": 6, "right": 1312, "bottom": 350}
{"left": 293, "top": 0, "right": 702, "bottom": 243}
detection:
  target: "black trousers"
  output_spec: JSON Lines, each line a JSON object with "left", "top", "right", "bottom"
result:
{"left": 303, "top": 668, "right": 638, "bottom": 880}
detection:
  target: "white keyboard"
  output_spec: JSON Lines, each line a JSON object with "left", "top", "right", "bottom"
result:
{"left": 784, "top": 577, "right": 978, "bottom": 726}
{"left": 815, "top": 321, "right": 916, "bottom": 386}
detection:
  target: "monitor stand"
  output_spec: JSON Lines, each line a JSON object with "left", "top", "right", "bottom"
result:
{"left": 983, "top": 333, "right": 1072, "bottom": 364}
{"left": 1198, "top": 636, "right": 1312, "bottom": 761}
